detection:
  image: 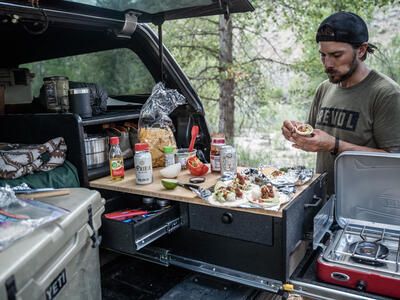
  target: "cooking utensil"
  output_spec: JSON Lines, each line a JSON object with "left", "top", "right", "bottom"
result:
{"left": 17, "top": 189, "right": 70, "bottom": 199}
{"left": 188, "top": 125, "right": 199, "bottom": 152}
{"left": 177, "top": 181, "right": 211, "bottom": 199}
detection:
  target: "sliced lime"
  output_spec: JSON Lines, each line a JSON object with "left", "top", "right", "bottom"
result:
{"left": 161, "top": 179, "right": 179, "bottom": 190}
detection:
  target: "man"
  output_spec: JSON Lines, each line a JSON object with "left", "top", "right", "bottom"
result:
{"left": 282, "top": 11, "right": 400, "bottom": 194}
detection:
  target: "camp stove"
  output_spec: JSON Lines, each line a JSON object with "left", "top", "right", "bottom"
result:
{"left": 313, "top": 152, "right": 400, "bottom": 299}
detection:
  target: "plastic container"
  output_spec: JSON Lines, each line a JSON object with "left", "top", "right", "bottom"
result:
{"left": 175, "top": 148, "right": 197, "bottom": 169}
{"left": 109, "top": 136, "right": 124, "bottom": 180}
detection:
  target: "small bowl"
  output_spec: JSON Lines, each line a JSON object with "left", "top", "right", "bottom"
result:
{"left": 295, "top": 124, "right": 314, "bottom": 136}
{"left": 175, "top": 148, "right": 197, "bottom": 169}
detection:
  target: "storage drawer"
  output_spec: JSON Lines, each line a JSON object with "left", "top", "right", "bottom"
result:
{"left": 188, "top": 204, "right": 273, "bottom": 246}
{"left": 101, "top": 196, "right": 181, "bottom": 254}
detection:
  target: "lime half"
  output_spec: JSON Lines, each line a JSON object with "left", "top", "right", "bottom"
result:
{"left": 161, "top": 179, "right": 179, "bottom": 190}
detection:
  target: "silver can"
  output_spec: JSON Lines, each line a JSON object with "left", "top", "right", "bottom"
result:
{"left": 220, "top": 145, "right": 237, "bottom": 179}
{"left": 134, "top": 143, "right": 153, "bottom": 185}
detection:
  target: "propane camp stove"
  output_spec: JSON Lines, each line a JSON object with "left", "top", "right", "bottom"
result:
{"left": 321, "top": 224, "right": 400, "bottom": 274}
{"left": 313, "top": 152, "right": 400, "bottom": 299}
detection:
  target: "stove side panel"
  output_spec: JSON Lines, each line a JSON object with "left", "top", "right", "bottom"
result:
{"left": 283, "top": 173, "right": 327, "bottom": 279}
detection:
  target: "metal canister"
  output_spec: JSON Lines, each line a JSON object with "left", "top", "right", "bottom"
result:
{"left": 42, "top": 76, "right": 69, "bottom": 112}
{"left": 220, "top": 145, "right": 237, "bottom": 179}
{"left": 134, "top": 143, "right": 153, "bottom": 185}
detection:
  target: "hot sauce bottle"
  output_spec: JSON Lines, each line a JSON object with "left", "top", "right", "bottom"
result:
{"left": 109, "top": 136, "right": 124, "bottom": 180}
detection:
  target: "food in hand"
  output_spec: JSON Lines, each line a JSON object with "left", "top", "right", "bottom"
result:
{"left": 160, "top": 163, "right": 181, "bottom": 178}
{"left": 161, "top": 179, "right": 179, "bottom": 190}
{"left": 295, "top": 123, "right": 314, "bottom": 136}
{"left": 187, "top": 156, "right": 209, "bottom": 176}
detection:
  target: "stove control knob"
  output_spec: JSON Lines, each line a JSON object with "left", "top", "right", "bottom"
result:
{"left": 356, "top": 280, "right": 367, "bottom": 292}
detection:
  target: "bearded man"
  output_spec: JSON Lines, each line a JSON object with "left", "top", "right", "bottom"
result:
{"left": 282, "top": 11, "right": 400, "bottom": 194}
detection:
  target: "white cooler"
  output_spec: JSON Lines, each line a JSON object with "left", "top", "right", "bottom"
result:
{"left": 0, "top": 188, "right": 105, "bottom": 300}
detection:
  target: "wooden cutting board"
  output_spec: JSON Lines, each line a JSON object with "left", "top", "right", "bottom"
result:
{"left": 89, "top": 166, "right": 219, "bottom": 202}
{"left": 89, "top": 166, "right": 319, "bottom": 218}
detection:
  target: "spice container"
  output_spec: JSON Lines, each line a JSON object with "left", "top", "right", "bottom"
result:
{"left": 210, "top": 135, "right": 225, "bottom": 172}
{"left": 109, "top": 136, "right": 124, "bottom": 180}
{"left": 163, "top": 146, "right": 175, "bottom": 167}
{"left": 134, "top": 143, "right": 153, "bottom": 185}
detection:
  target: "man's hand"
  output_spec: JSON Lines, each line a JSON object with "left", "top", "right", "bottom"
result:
{"left": 291, "top": 129, "right": 335, "bottom": 152}
{"left": 281, "top": 120, "right": 302, "bottom": 143}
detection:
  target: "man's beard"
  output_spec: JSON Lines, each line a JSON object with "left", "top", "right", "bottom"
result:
{"left": 326, "top": 53, "right": 358, "bottom": 84}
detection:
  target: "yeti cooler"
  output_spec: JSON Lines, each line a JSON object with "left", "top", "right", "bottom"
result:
{"left": 0, "top": 188, "right": 104, "bottom": 300}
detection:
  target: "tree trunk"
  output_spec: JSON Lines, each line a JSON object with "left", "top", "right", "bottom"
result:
{"left": 218, "top": 15, "right": 235, "bottom": 143}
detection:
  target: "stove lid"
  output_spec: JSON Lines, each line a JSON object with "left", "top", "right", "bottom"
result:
{"left": 335, "top": 151, "right": 400, "bottom": 231}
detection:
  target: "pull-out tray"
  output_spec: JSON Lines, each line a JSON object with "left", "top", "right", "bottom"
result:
{"left": 90, "top": 168, "right": 322, "bottom": 218}
{"left": 101, "top": 195, "right": 181, "bottom": 254}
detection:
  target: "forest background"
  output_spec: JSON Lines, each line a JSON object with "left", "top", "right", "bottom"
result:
{"left": 27, "top": 0, "right": 400, "bottom": 169}
{"left": 160, "top": 0, "right": 400, "bottom": 168}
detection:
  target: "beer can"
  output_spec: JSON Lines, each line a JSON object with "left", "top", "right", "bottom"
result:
{"left": 220, "top": 145, "right": 237, "bottom": 179}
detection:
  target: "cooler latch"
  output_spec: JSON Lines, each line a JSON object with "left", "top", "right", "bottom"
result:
{"left": 115, "top": 11, "right": 138, "bottom": 39}
{"left": 5, "top": 275, "right": 16, "bottom": 300}
{"left": 87, "top": 205, "right": 102, "bottom": 248}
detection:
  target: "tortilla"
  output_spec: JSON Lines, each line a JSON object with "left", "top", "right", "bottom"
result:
{"left": 208, "top": 193, "right": 250, "bottom": 207}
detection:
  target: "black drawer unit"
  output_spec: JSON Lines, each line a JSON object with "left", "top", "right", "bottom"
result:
{"left": 100, "top": 194, "right": 182, "bottom": 254}
{"left": 149, "top": 173, "right": 327, "bottom": 286}
{"left": 189, "top": 204, "right": 273, "bottom": 246}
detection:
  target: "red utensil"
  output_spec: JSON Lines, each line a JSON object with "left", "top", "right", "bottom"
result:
{"left": 188, "top": 125, "right": 199, "bottom": 152}
{"left": 104, "top": 209, "right": 149, "bottom": 221}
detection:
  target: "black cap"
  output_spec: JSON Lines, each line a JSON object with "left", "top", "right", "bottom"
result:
{"left": 316, "top": 12, "right": 369, "bottom": 44}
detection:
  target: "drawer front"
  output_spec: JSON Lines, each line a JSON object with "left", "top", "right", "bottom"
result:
{"left": 101, "top": 196, "right": 181, "bottom": 254}
{"left": 188, "top": 204, "right": 273, "bottom": 246}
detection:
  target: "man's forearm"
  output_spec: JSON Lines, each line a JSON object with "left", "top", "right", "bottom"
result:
{"left": 338, "top": 140, "right": 388, "bottom": 154}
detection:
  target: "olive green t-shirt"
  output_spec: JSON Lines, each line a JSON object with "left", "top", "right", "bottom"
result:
{"left": 308, "top": 70, "right": 400, "bottom": 195}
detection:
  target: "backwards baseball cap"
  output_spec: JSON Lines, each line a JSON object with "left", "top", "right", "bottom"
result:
{"left": 316, "top": 11, "right": 369, "bottom": 44}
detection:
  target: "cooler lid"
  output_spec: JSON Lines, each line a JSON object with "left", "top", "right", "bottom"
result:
{"left": 0, "top": 188, "right": 103, "bottom": 292}
{"left": 335, "top": 151, "right": 400, "bottom": 231}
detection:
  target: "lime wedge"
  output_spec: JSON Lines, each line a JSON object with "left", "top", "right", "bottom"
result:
{"left": 161, "top": 179, "right": 179, "bottom": 190}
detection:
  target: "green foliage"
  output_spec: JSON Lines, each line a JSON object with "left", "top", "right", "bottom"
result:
{"left": 24, "top": 49, "right": 155, "bottom": 97}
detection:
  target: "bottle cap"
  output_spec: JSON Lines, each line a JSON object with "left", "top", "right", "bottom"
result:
{"left": 110, "top": 136, "right": 119, "bottom": 145}
{"left": 135, "top": 143, "right": 149, "bottom": 152}
{"left": 163, "top": 146, "right": 174, "bottom": 154}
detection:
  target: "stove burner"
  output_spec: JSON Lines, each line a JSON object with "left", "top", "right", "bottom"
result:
{"left": 348, "top": 241, "right": 389, "bottom": 266}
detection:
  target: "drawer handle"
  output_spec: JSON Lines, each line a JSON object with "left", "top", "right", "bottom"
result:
{"left": 304, "top": 196, "right": 323, "bottom": 208}
{"left": 331, "top": 272, "right": 350, "bottom": 281}
{"left": 221, "top": 212, "right": 233, "bottom": 224}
